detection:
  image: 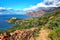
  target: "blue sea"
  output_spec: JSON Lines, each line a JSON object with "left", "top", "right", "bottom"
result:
{"left": 0, "top": 15, "right": 31, "bottom": 30}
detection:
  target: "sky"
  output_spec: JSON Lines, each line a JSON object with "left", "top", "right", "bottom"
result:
{"left": 0, "top": 0, "right": 60, "bottom": 11}
{"left": 0, "top": 0, "right": 43, "bottom": 10}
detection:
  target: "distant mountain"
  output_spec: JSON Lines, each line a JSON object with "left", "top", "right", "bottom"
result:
{"left": 0, "top": 9, "right": 26, "bottom": 15}
{"left": 25, "top": 7, "right": 60, "bottom": 16}
{"left": 25, "top": 10, "right": 46, "bottom": 17}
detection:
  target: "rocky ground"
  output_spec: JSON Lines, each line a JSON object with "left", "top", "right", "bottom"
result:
{"left": 0, "top": 27, "right": 37, "bottom": 40}
{"left": 0, "top": 27, "right": 51, "bottom": 40}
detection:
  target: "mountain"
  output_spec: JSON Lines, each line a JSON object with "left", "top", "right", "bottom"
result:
{"left": 25, "top": 10, "right": 46, "bottom": 17}
{"left": 25, "top": 7, "right": 60, "bottom": 16}
{"left": 0, "top": 8, "right": 26, "bottom": 15}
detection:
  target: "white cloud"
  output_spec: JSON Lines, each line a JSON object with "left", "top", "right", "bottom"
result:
{"left": 7, "top": 8, "right": 12, "bottom": 10}
{"left": 23, "top": 0, "right": 60, "bottom": 11}
{"left": 0, "top": 7, "right": 6, "bottom": 10}
{"left": 0, "top": 7, "right": 12, "bottom": 10}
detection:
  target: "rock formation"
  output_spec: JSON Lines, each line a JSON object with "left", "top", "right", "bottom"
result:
{"left": 0, "top": 28, "right": 37, "bottom": 40}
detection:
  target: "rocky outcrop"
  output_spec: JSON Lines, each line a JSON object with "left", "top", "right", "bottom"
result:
{"left": 0, "top": 28, "right": 37, "bottom": 40}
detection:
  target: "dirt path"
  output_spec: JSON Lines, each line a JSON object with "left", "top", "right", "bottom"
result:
{"left": 35, "top": 28, "right": 51, "bottom": 40}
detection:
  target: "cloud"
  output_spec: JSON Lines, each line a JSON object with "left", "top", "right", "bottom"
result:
{"left": 23, "top": 0, "right": 60, "bottom": 11}
{"left": 0, "top": 7, "right": 6, "bottom": 10}
{"left": 0, "top": 7, "right": 26, "bottom": 15}
{"left": 7, "top": 8, "right": 13, "bottom": 10}
{"left": 0, "top": 7, "right": 13, "bottom": 10}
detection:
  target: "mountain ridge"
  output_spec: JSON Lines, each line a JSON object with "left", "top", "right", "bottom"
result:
{"left": 25, "top": 7, "right": 60, "bottom": 16}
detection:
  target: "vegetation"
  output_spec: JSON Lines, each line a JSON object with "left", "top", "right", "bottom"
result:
{"left": 33, "top": 26, "right": 41, "bottom": 37}
{"left": 49, "top": 26, "right": 60, "bottom": 40}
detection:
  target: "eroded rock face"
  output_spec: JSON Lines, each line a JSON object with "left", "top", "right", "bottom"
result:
{"left": 0, "top": 28, "right": 37, "bottom": 40}
{"left": 0, "top": 32, "right": 11, "bottom": 40}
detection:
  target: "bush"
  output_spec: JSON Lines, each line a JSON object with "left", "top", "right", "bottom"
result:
{"left": 49, "top": 27, "right": 60, "bottom": 40}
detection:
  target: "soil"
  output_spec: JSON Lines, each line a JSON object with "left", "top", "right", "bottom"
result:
{"left": 35, "top": 28, "right": 51, "bottom": 40}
